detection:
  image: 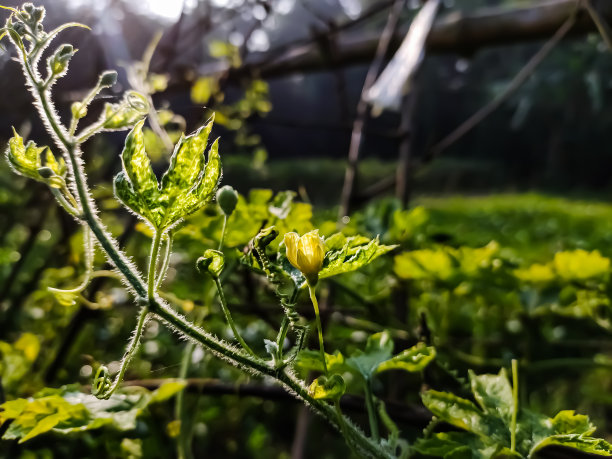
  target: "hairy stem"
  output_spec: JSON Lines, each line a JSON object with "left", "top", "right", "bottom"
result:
{"left": 213, "top": 277, "right": 256, "bottom": 357}
{"left": 148, "top": 230, "right": 162, "bottom": 300}
{"left": 99, "top": 305, "right": 149, "bottom": 398}
{"left": 12, "top": 31, "right": 388, "bottom": 458}
{"left": 150, "top": 299, "right": 387, "bottom": 458}
{"left": 155, "top": 233, "right": 173, "bottom": 290}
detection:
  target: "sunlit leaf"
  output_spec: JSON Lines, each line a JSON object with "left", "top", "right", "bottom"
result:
{"left": 375, "top": 342, "right": 435, "bottom": 374}
{"left": 469, "top": 369, "right": 514, "bottom": 426}
{"left": 295, "top": 350, "right": 347, "bottom": 375}
{"left": 553, "top": 250, "right": 610, "bottom": 281}
{"left": 117, "top": 120, "right": 162, "bottom": 226}
{"left": 191, "top": 76, "right": 219, "bottom": 104}
{"left": 421, "top": 390, "right": 509, "bottom": 443}
{"left": 0, "top": 382, "right": 186, "bottom": 443}
{"left": 308, "top": 375, "right": 346, "bottom": 401}
{"left": 346, "top": 331, "right": 394, "bottom": 379}
{"left": 5, "top": 129, "right": 65, "bottom": 182}
{"left": 394, "top": 248, "right": 453, "bottom": 281}
{"left": 319, "top": 235, "right": 396, "bottom": 280}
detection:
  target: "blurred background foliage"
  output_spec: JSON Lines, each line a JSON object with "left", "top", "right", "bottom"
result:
{"left": 3, "top": 0, "right": 612, "bottom": 457}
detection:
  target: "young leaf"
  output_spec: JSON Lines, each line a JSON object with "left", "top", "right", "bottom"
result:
{"left": 531, "top": 435, "right": 612, "bottom": 456}
{"left": 114, "top": 171, "right": 156, "bottom": 226}
{"left": 319, "top": 236, "right": 396, "bottom": 280}
{"left": 469, "top": 369, "right": 514, "bottom": 426}
{"left": 295, "top": 350, "right": 347, "bottom": 375}
{"left": 421, "top": 390, "right": 509, "bottom": 443}
{"left": 158, "top": 120, "right": 220, "bottom": 228}
{"left": 160, "top": 119, "right": 213, "bottom": 201}
{"left": 375, "top": 342, "right": 435, "bottom": 374}
{"left": 0, "top": 382, "right": 186, "bottom": 442}
{"left": 414, "top": 432, "right": 516, "bottom": 459}
{"left": 117, "top": 120, "right": 162, "bottom": 226}
{"left": 346, "top": 331, "right": 394, "bottom": 379}
{"left": 550, "top": 411, "right": 596, "bottom": 436}
{"left": 6, "top": 129, "right": 65, "bottom": 182}
{"left": 308, "top": 375, "right": 346, "bottom": 401}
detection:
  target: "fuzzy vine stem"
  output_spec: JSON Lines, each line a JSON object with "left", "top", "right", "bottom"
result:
{"left": 7, "top": 25, "right": 389, "bottom": 459}
{"left": 213, "top": 276, "right": 257, "bottom": 357}
{"left": 148, "top": 230, "right": 162, "bottom": 300}
{"left": 155, "top": 233, "right": 173, "bottom": 290}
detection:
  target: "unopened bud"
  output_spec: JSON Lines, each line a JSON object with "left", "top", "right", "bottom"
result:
{"left": 32, "top": 6, "right": 45, "bottom": 23}
{"left": 196, "top": 249, "right": 225, "bottom": 278}
{"left": 12, "top": 22, "right": 26, "bottom": 36}
{"left": 216, "top": 185, "right": 238, "bottom": 216}
{"left": 71, "top": 102, "right": 87, "bottom": 120}
{"left": 98, "top": 70, "right": 118, "bottom": 88}
{"left": 49, "top": 44, "right": 75, "bottom": 76}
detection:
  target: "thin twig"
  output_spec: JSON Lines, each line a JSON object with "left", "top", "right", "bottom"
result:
{"left": 428, "top": 6, "right": 579, "bottom": 159}
{"left": 584, "top": 0, "right": 612, "bottom": 51}
{"left": 338, "top": 0, "right": 407, "bottom": 220}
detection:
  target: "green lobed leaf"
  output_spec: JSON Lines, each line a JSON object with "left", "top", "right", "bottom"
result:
{"left": 375, "top": 342, "right": 435, "bottom": 374}
{"left": 319, "top": 235, "right": 396, "bottom": 280}
{"left": 531, "top": 435, "right": 612, "bottom": 456}
{"left": 551, "top": 410, "right": 596, "bottom": 436}
{"left": 421, "top": 390, "right": 509, "bottom": 443}
{"left": 413, "top": 432, "right": 517, "bottom": 459}
{"left": 308, "top": 374, "right": 346, "bottom": 401}
{"left": 117, "top": 120, "right": 162, "bottom": 226}
{"left": 158, "top": 120, "right": 220, "bottom": 228}
{"left": 0, "top": 382, "right": 186, "bottom": 442}
{"left": 346, "top": 331, "right": 394, "bottom": 379}
{"left": 295, "top": 350, "right": 347, "bottom": 375}
{"left": 469, "top": 369, "right": 514, "bottom": 426}
{"left": 114, "top": 171, "right": 154, "bottom": 224}
{"left": 5, "top": 129, "right": 65, "bottom": 182}
{"left": 161, "top": 119, "right": 213, "bottom": 201}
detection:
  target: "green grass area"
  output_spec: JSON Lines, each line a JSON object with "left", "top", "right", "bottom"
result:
{"left": 416, "top": 193, "right": 612, "bottom": 261}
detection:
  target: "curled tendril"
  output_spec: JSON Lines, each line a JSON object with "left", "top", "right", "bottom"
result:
{"left": 92, "top": 365, "right": 112, "bottom": 398}
{"left": 126, "top": 90, "right": 149, "bottom": 111}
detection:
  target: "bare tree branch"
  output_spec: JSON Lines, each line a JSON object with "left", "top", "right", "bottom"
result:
{"left": 237, "top": 0, "right": 610, "bottom": 79}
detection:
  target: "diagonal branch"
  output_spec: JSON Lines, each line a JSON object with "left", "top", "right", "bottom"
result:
{"left": 428, "top": 6, "right": 579, "bottom": 159}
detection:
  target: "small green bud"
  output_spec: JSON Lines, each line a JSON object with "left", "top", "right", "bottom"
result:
{"left": 32, "top": 6, "right": 45, "bottom": 23}
{"left": 196, "top": 249, "right": 225, "bottom": 278}
{"left": 22, "top": 3, "right": 35, "bottom": 14}
{"left": 37, "top": 166, "right": 55, "bottom": 179}
{"left": 98, "top": 70, "right": 118, "bottom": 88}
{"left": 49, "top": 44, "right": 75, "bottom": 76}
{"left": 56, "top": 44, "right": 74, "bottom": 58}
{"left": 216, "top": 185, "right": 238, "bottom": 216}
{"left": 12, "top": 22, "right": 26, "bottom": 36}
{"left": 71, "top": 102, "right": 87, "bottom": 119}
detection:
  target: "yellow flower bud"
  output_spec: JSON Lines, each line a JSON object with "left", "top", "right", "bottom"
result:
{"left": 284, "top": 230, "right": 326, "bottom": 285}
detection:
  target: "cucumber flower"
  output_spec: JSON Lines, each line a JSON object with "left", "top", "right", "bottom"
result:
{"left": 284, "top": 230, "right": 326, "bottom": 286}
